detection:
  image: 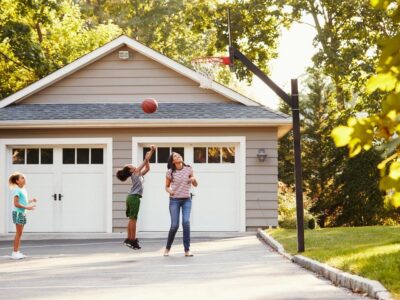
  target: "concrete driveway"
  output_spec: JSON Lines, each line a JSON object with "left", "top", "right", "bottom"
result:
{"left": 0, "top": 235, "right": 368, "bottom": 300}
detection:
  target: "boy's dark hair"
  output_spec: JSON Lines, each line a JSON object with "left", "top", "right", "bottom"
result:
{"left": 116, "top": 166, "right": 132, "bottom": 182}
{"left": 8, "top": 172, "right": 23, "bottom": 187}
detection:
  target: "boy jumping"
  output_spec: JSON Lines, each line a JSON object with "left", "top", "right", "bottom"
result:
{"left": 116, "top": 145, "right": 155, "bottom": 249}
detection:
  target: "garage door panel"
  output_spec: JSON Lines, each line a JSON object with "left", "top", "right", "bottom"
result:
{"left": 192, "top": 171, "right": 238, "bottom": 231}
{"left": 139, "top": 171, "right": 171, "bottom": 231}
{"left": 60, "top": 173, "right": 105, "bottom": 232}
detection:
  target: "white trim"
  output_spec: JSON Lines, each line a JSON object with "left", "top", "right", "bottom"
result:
{"left": 132, "top": 136, "right": 246, "bottom": 232}
{"left": 0, "top": 35, "right": 261, "bottom": 108}
{"left": 0, "top": 119, "right": 291, "bottom": 127}
{"left": 0, "top": 138, "right": 113, "bottom": 234}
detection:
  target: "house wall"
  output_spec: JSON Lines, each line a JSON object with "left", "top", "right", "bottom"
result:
{"left": 21, "top": 46, "right": 233, "bottom": 105}
{"left": 0, "top": 127, "right": 278, "bottom": 231}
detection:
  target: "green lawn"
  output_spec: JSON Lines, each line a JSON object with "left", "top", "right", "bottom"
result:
{"left": 267, "top": 226, "right": 400, "bottom": 299}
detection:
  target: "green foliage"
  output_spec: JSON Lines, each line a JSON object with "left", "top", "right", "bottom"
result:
{"left": 328, "top": 149, "right": 397, "bottom": 226}
{"left": 284, "top": 0, "right": 399, "bottom": 112}
{"left": 331, "top": 0, "right": 400, "bottom": 209}
{"left": 1, "top": 0, "right": 291, "bottom": 99}
{"left": 278, "top": 182, "right": 316, "bottom": 229}
{"left": 279, "top": 72, "right": 393, "bottom": 226}
{"left": 0, "top": 0, "right": 122, "bottom": 99}
{"left": 75, "top": 0, "right": 291, "bottom": 83}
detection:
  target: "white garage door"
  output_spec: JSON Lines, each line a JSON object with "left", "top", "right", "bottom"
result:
{"left": 137, "top": 143, "right": 241, "bottom": 232}
{"left": 7, "top": 146, "right": 106, "bottom": 233}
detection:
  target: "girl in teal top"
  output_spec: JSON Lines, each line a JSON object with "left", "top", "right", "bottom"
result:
{"left": 9, "top": 172, "right": 37, "bottom": 260}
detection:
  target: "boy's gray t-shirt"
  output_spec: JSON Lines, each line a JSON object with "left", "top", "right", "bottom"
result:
{"left": 130, "top": 173, "right": 144, "bottom": 196}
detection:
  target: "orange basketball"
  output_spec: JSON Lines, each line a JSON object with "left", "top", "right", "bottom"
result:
{"left": 141, "top": 98, "right": 158, "bottom": 114}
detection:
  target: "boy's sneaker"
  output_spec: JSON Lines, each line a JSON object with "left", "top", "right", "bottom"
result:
{"left": 129, "top": 239, "right": 141, "bottom": 250}
{"left": 11, "top": 251, "right": 24, "bottom": 260}
{"left": 124, "top": 238, "right": 133, "bottom": 249}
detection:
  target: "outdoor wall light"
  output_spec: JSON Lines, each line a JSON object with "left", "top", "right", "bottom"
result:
{"left": 257, "top": 148, "right": 267, "bottom": 162}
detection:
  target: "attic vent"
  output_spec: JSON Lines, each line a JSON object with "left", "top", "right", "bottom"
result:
{"left": 118, "top": 51, "right": 130, "bottom": 60}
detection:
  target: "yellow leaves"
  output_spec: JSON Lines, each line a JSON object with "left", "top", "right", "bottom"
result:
{"left": 366, "top": 73, "right": 397, "bottom": 93}
{"left": 331, "top": 126, "right": 353, "bottom": 147}
{"left": 370, "top": 0, "right": 392, "bottom": 9}
{"left": 382, "top": 93, "right": 400, "bottom": 114}
{"left": 392, "top": 193, "right": 400, "bottom": 207}
{"left": 388, "top": 161, "right": 400, "bottom": 179}
{"left": 331, "top": 117, "right": 375, "bottom": 157}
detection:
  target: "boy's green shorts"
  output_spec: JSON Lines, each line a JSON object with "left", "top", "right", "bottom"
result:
{"left": 126, "top": 194, "right": 141, "bottom": 220}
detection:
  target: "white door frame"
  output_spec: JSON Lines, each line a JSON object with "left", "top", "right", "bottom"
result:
{"left": 132, "top": 136, "right": 246, "bottom": 232}
{"left": 0, "top": 138, "right": 113, "bottom": 234}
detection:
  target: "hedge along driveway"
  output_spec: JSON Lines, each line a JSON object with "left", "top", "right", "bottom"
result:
{"left": 267, "top": 226, "right": 400, "bottom": 299}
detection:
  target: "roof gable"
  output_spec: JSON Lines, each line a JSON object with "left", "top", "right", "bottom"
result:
{"left": 0, "top": 35, "right": 260, "bottom": 108}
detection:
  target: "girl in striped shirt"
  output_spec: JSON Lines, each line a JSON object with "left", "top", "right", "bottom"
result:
{"left": 164, "top": 152, "right": 198, "bottom": 257}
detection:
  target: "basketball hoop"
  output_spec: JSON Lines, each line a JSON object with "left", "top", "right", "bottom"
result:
{"left": 191, "top": 56, "right": 231, "bottom": 89}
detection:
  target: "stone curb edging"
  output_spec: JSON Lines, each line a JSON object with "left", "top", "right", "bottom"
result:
{"left": 257, "top": 228, "right": 392, "bottom": 300}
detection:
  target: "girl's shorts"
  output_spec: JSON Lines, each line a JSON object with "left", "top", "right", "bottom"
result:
{"left": 12, "top": 211, "right": 27, "bottom": 225}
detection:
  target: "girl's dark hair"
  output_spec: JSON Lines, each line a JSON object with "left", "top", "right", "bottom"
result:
{"left": 167, "top": 152, "right": 188, "bottom": 181}
{"left": 116, "top": 166, "right": 132, "bottom": 182}
{"left": 8, "top": 172, "right": 23, "bottom": 187}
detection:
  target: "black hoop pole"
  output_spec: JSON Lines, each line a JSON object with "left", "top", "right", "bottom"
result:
{"left": 291, "top": 79, "right": 305, "bottom": 252}
{"left": 227, "top": 25, "right": 305, "bottom": 252}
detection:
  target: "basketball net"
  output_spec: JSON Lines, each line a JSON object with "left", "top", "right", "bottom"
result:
{"left": 191, "top": 57, "right": 230, "bottom": 89}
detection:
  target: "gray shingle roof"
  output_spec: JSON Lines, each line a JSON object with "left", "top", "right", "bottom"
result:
{"left": 0, "top": 103, "right": 289, "bottom": 121}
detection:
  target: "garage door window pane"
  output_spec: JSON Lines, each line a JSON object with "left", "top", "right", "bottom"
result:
{"left": 143, "top": 147, "right": 156, "bottom": 163}
{"left": 27, "top": 148, "right": 39, "bottom": 164}
{"left": 157, "top": 147, "right": 170, "bottom": 163}
{"left": 222, "top": 147, "right": 235, "bottom": 163}
{"left": 208, "top": 147, "right": 221, "bottom": 163}
{"left": 63, "top": 148, "right": 75, "bottom": 164}
{"left": 194, "top": 147, "right": 206, "bottom": 163}
{"left": 172, "top": 147, "right": 184, "bottom": 160}
{"left": 77, "top": 148, "right": 89, "bottom": 164}
{"left": 91, "top": 149, "right": 103, "bottom": 164}
{"left": 12, "top": 148, "right": 25, "bottom": 164}
{"left": 41, "top": 149, "right": 53, "bottom": 164}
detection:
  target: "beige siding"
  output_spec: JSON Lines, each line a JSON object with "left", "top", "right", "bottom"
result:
{"left": 0, "top": 127, "right": 278, "bottom": 231}
{"left": 21, "top": 46, "right": 232, "bottom": 105}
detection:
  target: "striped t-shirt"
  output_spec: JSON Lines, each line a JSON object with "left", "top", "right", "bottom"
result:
{"left": 166, "top": 166, "right": 193, "bottom": 199}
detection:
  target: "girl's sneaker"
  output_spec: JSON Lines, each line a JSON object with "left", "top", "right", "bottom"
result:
{"left": 18, "top": 252, "right": 27, "bottom": 258}
{"left": 11, "top": 251, "right": 24, "bottom": 260}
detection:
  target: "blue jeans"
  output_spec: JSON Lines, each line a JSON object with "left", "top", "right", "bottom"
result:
{"left": 166, "top": 198, "right": 192, "bottom": 252}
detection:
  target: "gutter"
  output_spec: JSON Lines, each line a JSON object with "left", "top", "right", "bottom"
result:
{"left": 0, "top": 118, "right": 292, "bottom": 137}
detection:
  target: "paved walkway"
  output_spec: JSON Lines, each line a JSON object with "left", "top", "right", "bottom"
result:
{"left": 0, "top": 235, "right": 368, "bottom": 300}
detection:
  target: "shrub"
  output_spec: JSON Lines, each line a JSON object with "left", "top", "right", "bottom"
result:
{"left": 278, "top": 182, "right": 317, "bottom": 229}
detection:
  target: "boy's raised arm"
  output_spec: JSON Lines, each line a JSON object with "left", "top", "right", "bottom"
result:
{"left": 135, "top": 145, "right": 155, "bottom": 174}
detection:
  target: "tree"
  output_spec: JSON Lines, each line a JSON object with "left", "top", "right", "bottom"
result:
{"left": 332, "top": 0, "right": 400, "bottom": 209}
{"left": 1, "top": 0, "right": 293, "bottom": 99}
{"left": 0, "top": 0, "right": 122, "bottom": 99}
{"left": 330, "top": 149, "right": 387, "bottom": 226}
{"left": 279, "top": 72, "right": 345, "bottom": 226}
{"left": 279, "top": 71, "right": 386, "bottom": 226}
{"left": 283, "top": 0, "right": 399, "bottom": 112}
{"left": 76, "top": 0, "right": 292, "bottom": 82}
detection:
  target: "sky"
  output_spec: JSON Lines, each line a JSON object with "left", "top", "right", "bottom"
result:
{"left": 246, "top": 15, "right": 317, "bottom": 110}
